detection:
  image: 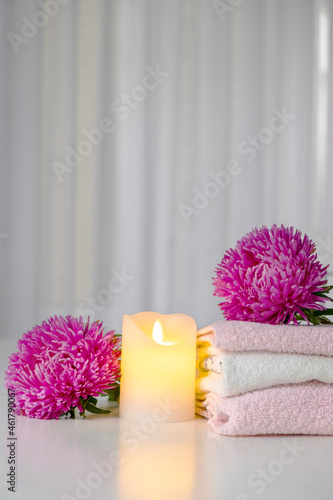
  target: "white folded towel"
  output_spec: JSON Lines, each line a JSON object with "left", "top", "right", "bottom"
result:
{"left": 196, "top": 350, "right": 333, "bottom": 397}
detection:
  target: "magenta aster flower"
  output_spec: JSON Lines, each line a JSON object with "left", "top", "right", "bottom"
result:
{"left": 5, "top": 316, "right": 121, "bottom": 419}
{"left": 213, "top": 225, "right": 333, "bottom": 325}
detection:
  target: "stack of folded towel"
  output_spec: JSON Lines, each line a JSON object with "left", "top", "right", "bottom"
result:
{"left": 196, "top": 320, "right": 333, "bottom": 436}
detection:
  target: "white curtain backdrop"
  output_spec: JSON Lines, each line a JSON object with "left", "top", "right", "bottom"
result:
{"left": 1, "top": 0, "right": 333, "bottom": 339}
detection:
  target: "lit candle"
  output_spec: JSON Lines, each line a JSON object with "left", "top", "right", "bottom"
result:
{"left": 119, "top": 312, "right": 197, "bottom": 422}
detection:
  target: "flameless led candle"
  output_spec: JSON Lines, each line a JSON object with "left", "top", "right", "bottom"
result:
{"left": 119, "top": 312, "right": 197, "bottom": 422}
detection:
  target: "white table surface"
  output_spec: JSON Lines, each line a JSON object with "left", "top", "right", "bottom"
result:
{"left": 1, "top": 338, "right": 333, "bottom": 500}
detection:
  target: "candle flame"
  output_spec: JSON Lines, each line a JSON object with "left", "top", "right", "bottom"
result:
{"left": 152, "top": 320, "right": 173, "bottom": 345}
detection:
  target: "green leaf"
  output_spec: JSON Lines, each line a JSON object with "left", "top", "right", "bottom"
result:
{"left": 78, "top": 396, "right": 97, "bottom": 418}
{"left": 85, "top": 401, "right": 111, "bottom": 415}
{"left": 312, "top": 308, "right": 333, "bottom": 316}
{"left": 100, "top": 385, "right": 120, "bottom": 404}
{"left": 316, "top": 316, "right": 332, "bottom": 324}
{"left": 60, "top": 407, "right": 76, "bottom": 419}
{"left": 107, "top": 386, "right": 120, "bottom": 403}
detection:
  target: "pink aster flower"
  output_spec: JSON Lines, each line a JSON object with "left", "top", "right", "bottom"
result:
{"left": 5, "top": 316, "right": 121, "bottom": 419}
{"left": 213, "top": 225, "right": 333, "bottom": 325}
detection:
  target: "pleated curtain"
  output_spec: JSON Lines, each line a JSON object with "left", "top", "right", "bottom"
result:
{"left": 0, "top": 0, "right": 332, "bottom": 338}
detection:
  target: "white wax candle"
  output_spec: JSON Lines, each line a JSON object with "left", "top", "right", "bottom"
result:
{"left": 119, "top": 312, "right": 197, "bottom": 422}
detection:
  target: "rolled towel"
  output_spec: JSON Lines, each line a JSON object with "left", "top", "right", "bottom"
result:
{"left": 196, "top": 345, "right": 221, "bottom": 372}
{"left": 197, "top": 353, "right": 223, "bottom": 375}
{"left": 197, "top": 320, "right": 333, "bottom": 356}
{"left": 196, "top": 350, "right": 333, "bottom": 397}
{"left": 196, "top": 381, "right": 333, "bottom": 436}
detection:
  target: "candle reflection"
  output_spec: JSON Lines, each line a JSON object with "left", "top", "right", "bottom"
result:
{"left": 118, "top": 418, "right": 196, "bottom": 500}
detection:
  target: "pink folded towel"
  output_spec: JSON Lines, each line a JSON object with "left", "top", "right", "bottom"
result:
{"left": 196, "top": 382, "right": 333, "bottom": 436}
{"left": 197, "top": 320, "right": 333, "bottom": 356}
